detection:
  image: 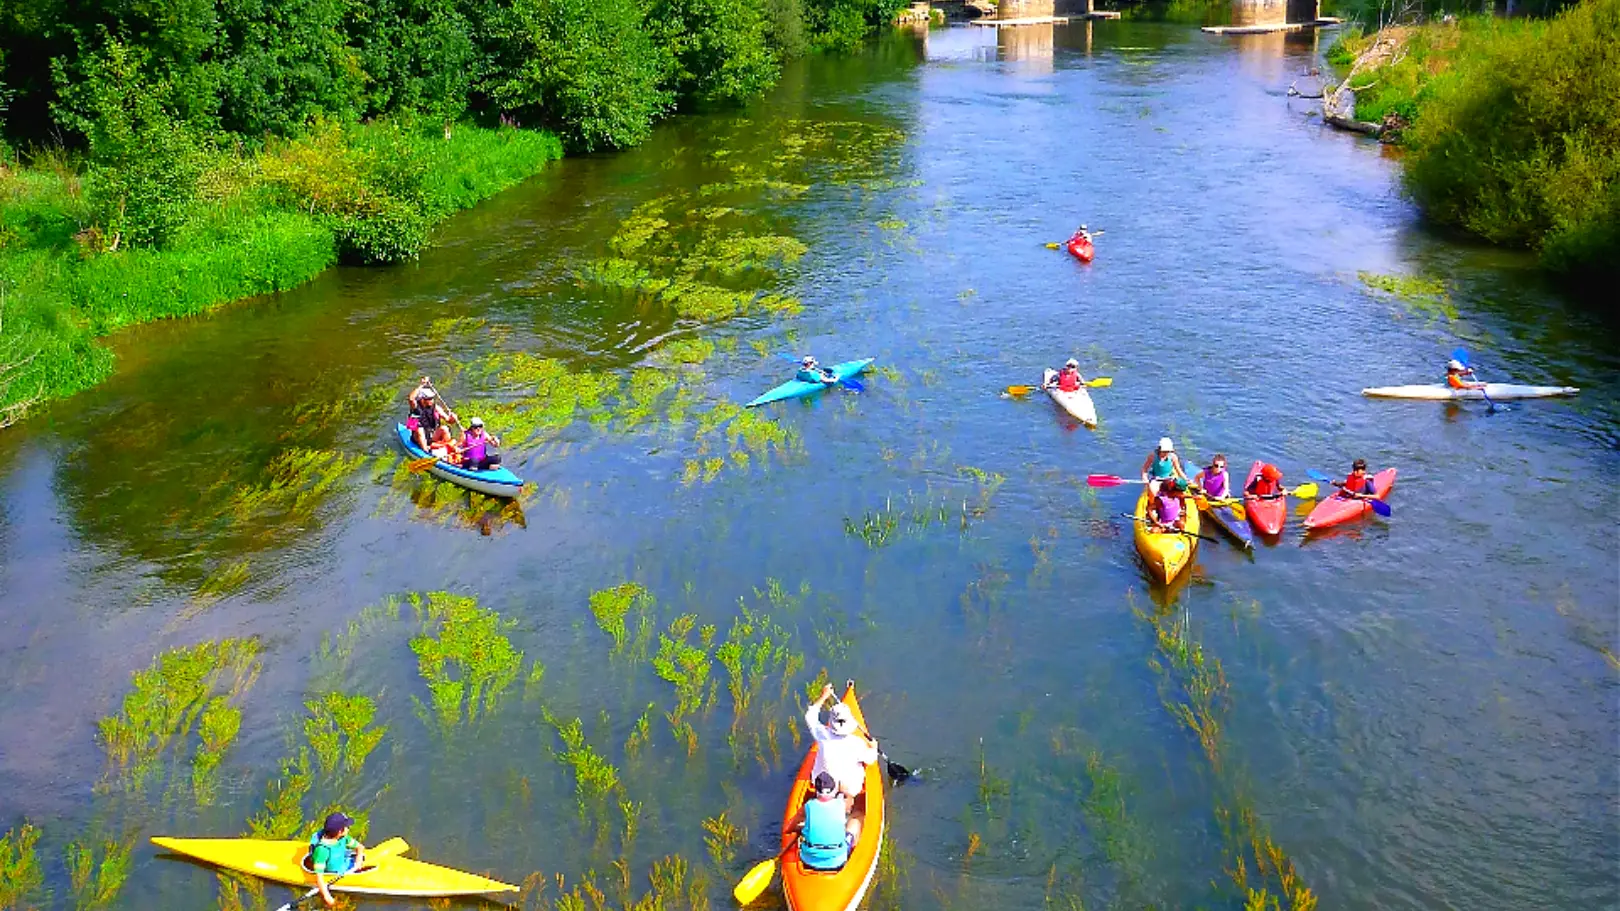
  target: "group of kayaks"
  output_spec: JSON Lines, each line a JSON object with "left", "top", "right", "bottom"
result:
{"left": 1130, "top": 462, "right": 1399, "bottom": 584}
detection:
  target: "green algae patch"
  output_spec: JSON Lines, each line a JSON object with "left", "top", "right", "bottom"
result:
{"left": 610, "top": 370, "right": 680, "bottom": 433}
{"left": 658, "top": 337, "right": 716, "bottom": 366}
{"left": 590, "top": 583, "right": 655, "bottom": 655}
{"left": 653, "top": 614, "right": 716, "bottom": 754}
{"left": 191, "top": 696, "right": 243, "bottom": 805}
{"left": 1357, "top": 271, "right": 1457, "bottom": 322}
{"left": 247, "top": 749, "right": 314, "bottom": 839}
{"left": 457, "top": 353, "right": 620, "bottom": 445}
{"left": 0, "top": 823, "right": 44, "bottom": 909}
{"left": 98, "top": 638, "right": 262, "bottom": 792}
{"left": 543, "top": 711, "right": 624, "bottom": 814}
{"left": 65, "top": 839, "right": 134, "bottom": 911}
{"left": 410, "top": 592, "right": 524, "bottom": 727}
{"left": 304, "top": 692, "right": 387, "bottom": 775}
{"left": 225, "top": 449, "right": 371, "bottom": 531}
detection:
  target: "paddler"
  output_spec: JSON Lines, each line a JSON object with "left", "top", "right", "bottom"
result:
{"left": 1141, "top": 437, "right": 1191, "bottom": 497}
{"left": 1149, "top": 478, "right": 1188, "bottom": 532}
{"left": 309, "top": 812, "right": 366, "bottom": 907}
{"left": 1246, "top": 463, "right": 1285, "bottom": 499}
{"left": 1046, "top": 359, "right": 1085, "bottom": 393}
{"left": 1069, "top": 224, "right": 1093, "bottom": 245}
{"left": 797, "top": 356, "right": 839, "bottom": 386}
{"left": 787, "top": 771, "right": 863, "bottom": 872}
{"left": 1192, "top": 453, "right": 1232, "bottom": 503}
{"left": 461, "top": 418, "right": 501, "bottom": 471}
{"left": 1330, "top": 458, "right": 1377, "bottom": 499}
{"left": 1446, "top": 359, "right": 1486, "bottom": 391}
{"left": 804, "top": 683, "right": 878, "bottom": 801}
{"left": 411, "top": 389, "right": 458, "bottom": 452}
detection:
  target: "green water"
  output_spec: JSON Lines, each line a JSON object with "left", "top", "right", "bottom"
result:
{"left": 1, "top": 22, "right": 1616, "bottom": 911}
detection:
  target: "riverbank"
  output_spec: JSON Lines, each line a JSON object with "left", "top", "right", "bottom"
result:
{"left": 0, "top": 122, "right": 563, "bottom": 426}
{"left": 1323, "top": 0, "right": 1619, "bottom": 287}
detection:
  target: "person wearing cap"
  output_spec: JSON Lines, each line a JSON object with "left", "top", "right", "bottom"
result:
{"left": 804, "top": 683, "right": 878, "bottom": 800}
{"left": 1331, "top": 459, "right": 1377, "bottom": 498}
{"left": 1047, "top": 359, "right": 1085, "bottom": 393}
{"left": 1140, "top": 437, "right": 1191, "bottom": 498}
{"left": 410, "top": 388, "right": 458, "bottom": 452}
{"left": 1071, "top": 224, "right": 1093, "bottom": 244}
{"left": 309, "top": 811, "right": 366, "bottom": 907}
{"left": 788, "top": 771, "right": 862, "bottom": 871}
{"left": 1445, "top": 359, "right": 1485, "bottom": 391}
{"left": 796, "top": 356, "right": 839, "bottom": 386}
{"left": 1246, "top": 462, "right": 1285, "bottom": 498}
{"left": 461, "top": 418, "right": 502, "bottom": 471}
{"left": 1149, "top": 477, "right": 1188, "bottom": 532}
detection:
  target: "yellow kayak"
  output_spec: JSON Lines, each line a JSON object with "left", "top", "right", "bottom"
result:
{"left": 1133, "top": 488, "right": 1198, "bottom": 584}
{"left": 149, "top": 837, "right": 518, "bottom": 897}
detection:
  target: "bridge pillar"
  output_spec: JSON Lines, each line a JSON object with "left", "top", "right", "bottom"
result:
{"left": 996, "top": 0, "right": 1054, "bottom": 18}
{"left": 1230, "top": 0, "right": 1286, "bottom": 26}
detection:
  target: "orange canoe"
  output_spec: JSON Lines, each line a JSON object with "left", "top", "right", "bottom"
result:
{"left": 779, "top": 680, "right": 886, "bottom": 911}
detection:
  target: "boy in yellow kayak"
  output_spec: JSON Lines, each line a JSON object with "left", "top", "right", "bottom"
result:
{"left": 310, "top": 812, "right": 366, "bottom": 907}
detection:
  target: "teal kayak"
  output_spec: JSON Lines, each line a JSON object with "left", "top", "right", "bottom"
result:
{"left": 745, "top": 358, "right": 874, "bottom": 408}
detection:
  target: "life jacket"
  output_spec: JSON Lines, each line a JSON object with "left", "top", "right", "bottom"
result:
{"left": 799, "top": 796, "right": 850, "bottom": 871}
{"left": 1446, "top": 372, "right": 1467, "bottom": 389}
{"left": 1057, "top": 369, "right": 1081, "bottom": 392}
{"left": 1149, "top": 454, "right": 1176, "bottom": 480}
{"left": 463, "top": 429, "right": 487, "bottom": 464}
{"left": 1202, "top": 469, "right": 1228, "bottom": 499}
{"left": 1154, "top": 494, "right": 1181, "bottom": 525}
{"left": 308, "top": 833, "right": 356, "bottom": 875}
{"left": 415, "top": 400, "right": 440, "bottom": 431}
{"left": 1343, "top": 472, "right": 1373, "bottom": 495}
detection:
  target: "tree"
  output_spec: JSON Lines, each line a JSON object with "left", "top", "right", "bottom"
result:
{"left": 654, "top": 0, "right": 780, "bottom": 106}
{"left": 486, "top": 0, "right": 674, "bottom": 152}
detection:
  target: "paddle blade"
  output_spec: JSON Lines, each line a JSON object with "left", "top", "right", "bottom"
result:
{"left": 1451, "top": 346, "right": 1471, "bottom": 367}
{"left": 840, "top": 376, "right": 865, "bottom": 393}
{"left": 1085, "top": 474, "right": 1128, "bottom": 487}
{"left": 886, "top": 758, "right": 912, "bottom": 784}
{"left": 733, "top": 857, "right": 779, "bottom": 905}
{"left": 1290, "top": 483, "right": 1319, "bottom": 499}
{"left": 1044, "top": 242, "right": 1062, "bottom": 249}
{"left": 407, "top": 457, "right": 438, "bottom": 472}
{"left": 1306, "top": 469, "right": 1331, "bottom": 483}
{"left": 370, "top": 837, "right": 410, "bottom": 859}
{"left": 1369, "top": 497, "right": 1393, "bottom": 517}
{"left": 1228, "top": 501, "right": 1247, "bottom": 523}
{"left": 1005, "top": 385, "right": 1035, "bottom": 396}
{"left": 1086, "top": 377, "right": 1113, "bottom": 388}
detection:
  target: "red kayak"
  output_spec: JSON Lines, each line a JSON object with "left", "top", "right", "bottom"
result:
{"left": 1066, "top": 234, "right": 1094, "bottom": 262}
{"left": 1243, "top": 460, "right": 1287, "bottom": 536}
{"left": 1303, "top": 468, "right": 1397, "bottom": 531}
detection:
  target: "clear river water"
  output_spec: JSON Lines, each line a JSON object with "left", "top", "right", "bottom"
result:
{"left": 1, "top": 19, "right": 1616, "bottom": 911}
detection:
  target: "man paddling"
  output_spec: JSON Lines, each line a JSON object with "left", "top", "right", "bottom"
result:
{"left": 310, "top": 812, "right": 366, "bottom": 907}
{"left": 804, "top": 683, "right": 878, "bottom": 801}
{"left": 797, "top": 356, "right": 839, "bottom": 386}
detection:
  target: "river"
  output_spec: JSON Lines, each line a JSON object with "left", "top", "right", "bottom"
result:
{"left": 1, "top": 19, "right": 1615, "bottom": 911}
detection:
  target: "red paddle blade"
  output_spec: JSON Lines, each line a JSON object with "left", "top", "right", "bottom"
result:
{"left": 1086, "top": 474, "right": 1126, "bottom": 487}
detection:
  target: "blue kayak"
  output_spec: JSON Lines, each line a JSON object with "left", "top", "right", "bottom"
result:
{"left": 1199, "top": 499, "right": 1254, "bottom": 550}
{"left": 745, "top": 358, "right": 874, "bottom": 408}
{"left": 395, "top": 424, "right": 525, "bottom": 498}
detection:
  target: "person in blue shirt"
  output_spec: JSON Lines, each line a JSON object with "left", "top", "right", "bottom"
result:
{"left": 797, "top": 356, "right": 839, "bottom": 386}
{"left": 789, "top": 772, "right": 863, "bottom": 871}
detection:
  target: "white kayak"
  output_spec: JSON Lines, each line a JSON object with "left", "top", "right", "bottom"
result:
{"left": 1362, "top": 383, "right": 1580, "bottom": 401}
{"left": 1042, "top": 368, "right": 1098, "bottom": 426}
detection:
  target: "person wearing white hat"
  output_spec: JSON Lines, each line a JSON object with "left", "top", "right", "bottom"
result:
{"left": 1140, "top": 436, "right": 1191, "bottom": 498}
{"left": 1445, "top": 359, "right": 1485, "bottom": 391}
{"left": 797, "top": 356, "right": 839, "bottom": 387}
{"left": 461, "top": 417, "right": 502, "bottom": 471}
{"left": 1046, "top": 358, "right": 1086, "bottom": 393}
{"left": 804, "top": 683, "right": 878, "bottom": 801}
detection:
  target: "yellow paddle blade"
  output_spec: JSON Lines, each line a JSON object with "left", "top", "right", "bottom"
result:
{"left": 1044, "top": 242, "right": 1062, "bottom": 249}
{"left": 733, "top": 856, "right": 779, "bottom": 906}
{"left": 1290, "top": 483, "right": 1320, "bottom": 499}
{"left": 370, "top": 837, "right": 410, "bottom": 859}
{"left": 1086, "top": 377, "right": 1113, "bottom": 388}
{"left": 1229, "top": 501, "right": 1247, "bottom": 522}
{"left": 1004, "top": 385, "right": 1035, "bottom": 396}
{"left": 407, "top": 457, "right": 438, "bottom": 472}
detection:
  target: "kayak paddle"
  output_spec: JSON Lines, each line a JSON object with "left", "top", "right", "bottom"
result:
{"left": 407, "top": 456, "right": 439, "bottom": 472}
{"left": 1043, "top": 230, "right": 1105, "bottom": 248}
{"left": 1304, "top": 470, "right": 1391, "bottom": 516}
{"left": 734, "top": 840, "right": 795, "bottom": 906}
{"left": 1119, "top": 513, "right": 1220, "bottom": 543}
{"left": 1005, "top": 376, "right": 1112, "bottom": 396}
{"left": 1086, "top": 474, "right": 1149, "bottom": 487}
{"left": 276, "top": 837, "right": 410, "bottom": 911}
{"left": 1451, "top": 346, "right": 1497, "bottom": 413}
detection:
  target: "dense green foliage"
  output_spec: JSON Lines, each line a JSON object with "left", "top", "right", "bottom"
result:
{"left": 1327, "top": 2, "right": 1620, "bottom": 284}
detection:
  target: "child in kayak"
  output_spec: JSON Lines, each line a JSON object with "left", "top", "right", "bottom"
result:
{"left": 1192, "top": 454, "right": 1232, "bottom": 501}
{"left": 1047, "top": 359, "right": 1085, "bottom": 393}
{"left": 1141, "top": 437, "right": 1191, "bottom": 497}
{"left": 309, "top": 812, "right": 366, "bottom": 907}
{"left": 1246, "top": 463, "right": 1284, "bottom": 498}
{"left": 1149, "top": 479, "right": 1187, "bottom": 532}
{"left": 797, "top": 356, "right": 839, "bottom": 386}
{"left": 429, "top": 425, "right": 462, "bottom": 465}
{"left": 788, "top": 772, "right": 863, "bottom": 872}
{"left": 1331, "top": 459, "right": 1377, "bottom": 498}
{"left": 1446, "top": 359, "right": 1486, "bottom": 391}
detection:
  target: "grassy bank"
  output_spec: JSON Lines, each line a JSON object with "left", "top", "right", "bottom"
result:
{"left": 1325, "top": 0, "right": 1620, "bottom": 286}
{"left": 0, "top": 122, "right": 562, "bottom": 425}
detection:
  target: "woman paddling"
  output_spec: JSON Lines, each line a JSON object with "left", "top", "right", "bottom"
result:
{"left": 1192, "top": 454, "right": 1231, "bottom": 501}
{"left": 1141, "top": 437, "right": 1191, "bottom": 497}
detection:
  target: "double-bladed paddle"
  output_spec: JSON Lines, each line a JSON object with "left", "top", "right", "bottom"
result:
{"left": 1306, "top": 469, "right": 1391, "bottom": 516}
{"left": 1451, "top": 346, "right": 1497, "bottom": 413}
{"left": 274, "top": 837, "right": 410, "bottom": 911}
{"left": 1119, "top": 512, "right": 1220, "bottom": 543}
{"left": 1043, "top": 230, "right": 1105, "bottom": 248}
{"left": 1006, "top": 376, "right": 1112, "bottom": 396}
